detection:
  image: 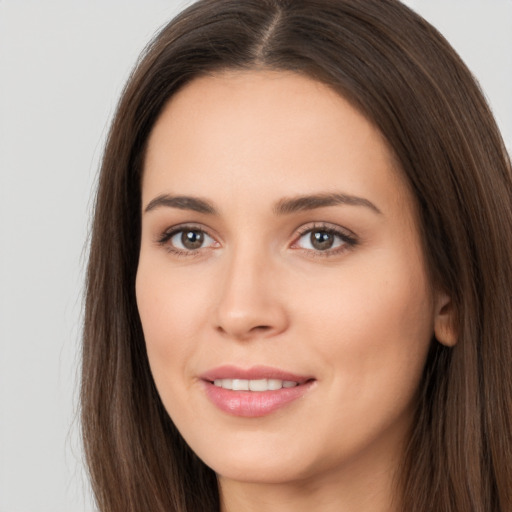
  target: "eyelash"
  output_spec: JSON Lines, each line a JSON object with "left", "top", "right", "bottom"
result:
{"left": 156, "top": 224, "right": 217, "bottom": 257}
{"left": 156, "top": 222, "right": 358, "bottom": 258}
{"left": 292, "top": 223, "right": 358, "bottom": 257}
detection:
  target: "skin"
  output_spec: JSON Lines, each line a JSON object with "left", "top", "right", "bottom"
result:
{"left": 136, "top": 70, "right": 454, "bottom": 512}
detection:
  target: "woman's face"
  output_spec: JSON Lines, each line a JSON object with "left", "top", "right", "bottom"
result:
{"left": 136, "top": 71, "right": 443, "bottom": 487}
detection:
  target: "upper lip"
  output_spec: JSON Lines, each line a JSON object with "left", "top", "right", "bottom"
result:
{"left": 200, "top": 365, "right": 314, "bottom": 384}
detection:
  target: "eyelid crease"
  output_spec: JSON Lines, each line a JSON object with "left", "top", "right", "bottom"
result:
{"left": 290, "top": 222, "right": 359, "bottom": 257}
{"left": 155, "top": 223, "right": 209, "bottom": 244}
{"left": 154, "top": 221, "right": 359, "bottom": 258}
{"left": 294, "top": 222, "right": 358, "bottom": 244}
{"left": 155, "top": 224, "right": 220, "bottom": 257}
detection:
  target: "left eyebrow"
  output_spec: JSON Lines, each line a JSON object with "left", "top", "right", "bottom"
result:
{"left": 273, "top": 192, "right": 382, "bottom": 215}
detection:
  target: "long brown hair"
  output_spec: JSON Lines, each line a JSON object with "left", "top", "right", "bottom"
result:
{"left": 82, "top": 1, "right": 512, "bottom": 510}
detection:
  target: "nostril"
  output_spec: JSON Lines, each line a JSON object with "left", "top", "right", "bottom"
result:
{"left": 251, "top": 325, "right": 272, "bottom": 332}
{"left": 215, "top": 322, "right": 275, "bottom": 340}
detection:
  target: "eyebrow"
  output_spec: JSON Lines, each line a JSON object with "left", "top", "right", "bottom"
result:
{"left": 143, "top": 192, "right": 381, "bottom": 216}
{"left": 274, "top": 193, "right": 382, "bottom": 215}
{"left": 144, "top": 194, "right": 217, "bottom": 214}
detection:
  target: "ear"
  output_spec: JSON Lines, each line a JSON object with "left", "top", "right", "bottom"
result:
{"left": 433, "top": 291, "right": 458, "bottom": 347}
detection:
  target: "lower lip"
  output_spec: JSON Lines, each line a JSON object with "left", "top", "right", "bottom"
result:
{"left": 202, "top": 381, "right": 315, "bottom": 417}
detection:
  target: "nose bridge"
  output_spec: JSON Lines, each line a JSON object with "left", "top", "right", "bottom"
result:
{"left": 214, "top": 238, "right": 287, "bottom": 340}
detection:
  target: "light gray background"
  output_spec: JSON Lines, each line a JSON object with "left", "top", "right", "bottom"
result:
{"left": 0, "top": 1, "right": 511, "bottom": 511}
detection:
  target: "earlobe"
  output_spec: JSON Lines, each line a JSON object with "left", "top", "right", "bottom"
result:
{"left": 433, "top": 292, "right": 458, "bottom": 347}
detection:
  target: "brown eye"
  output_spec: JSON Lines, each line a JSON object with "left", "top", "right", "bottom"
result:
{"left": 310, "top": 231, "right": 335, "bottom": 250}
{"left": 294, "top": 225, "right": 357, "bottom": 254}
{"left": 181, "top": 230, "right": 205, "bottom": 250}
{"left": 163, "top": 228, "right": 216, "bottom": 252}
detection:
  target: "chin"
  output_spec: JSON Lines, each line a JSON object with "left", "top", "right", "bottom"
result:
{"left": 184, "top": 429, "right": 318, "bottom": 484}
{"left": 211, "top": 455, "right": 317, "bottom": 486}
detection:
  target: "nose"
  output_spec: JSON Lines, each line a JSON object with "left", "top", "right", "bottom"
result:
{"left": 214, "top": 248, "right": 289, "bottom": 341}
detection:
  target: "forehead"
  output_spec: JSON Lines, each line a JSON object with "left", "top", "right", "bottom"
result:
{"left": 143, "top": 70, "right": 412, "bottom": 216}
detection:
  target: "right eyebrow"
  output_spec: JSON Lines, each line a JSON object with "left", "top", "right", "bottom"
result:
{"left": 143, "top": 194, "right": 217, "bottom": 215}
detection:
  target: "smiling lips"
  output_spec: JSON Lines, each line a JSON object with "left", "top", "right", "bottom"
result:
{"left": 201, "top": 365, "right": 315, "bottom": 417}
{"left": 214, "top": 378, "right": 299, "bottom": 391}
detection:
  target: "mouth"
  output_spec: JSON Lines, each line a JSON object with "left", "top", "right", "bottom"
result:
{"left": 200, "top": 365, "right": 316, "bottom": 417}
{"left": 212, "top": 378, "right": 300, "bottom": 391}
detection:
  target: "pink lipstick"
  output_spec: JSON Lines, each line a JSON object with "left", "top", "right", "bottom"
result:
{"left": 200, "top": 365, "right": 315, "bottom": 417}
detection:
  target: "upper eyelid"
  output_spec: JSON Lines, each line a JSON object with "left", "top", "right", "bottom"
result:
{"left": 154, "top": 221, "right": 357, "bottom": 248}
{"left": 155, "top": 225, "right": 219, "bottom": 256}
{"left": 156, "top": 223, "right": 217, "bottom": 242}
{"left": 293, "top": 222, "right": 357, "bottom": 239}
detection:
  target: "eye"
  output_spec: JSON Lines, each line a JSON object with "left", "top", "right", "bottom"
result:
{"left": 158, "top": 226, "right": 217, "bottom": 254}
{"left": 293, "top": 225, "right": 357, "bottom": 254}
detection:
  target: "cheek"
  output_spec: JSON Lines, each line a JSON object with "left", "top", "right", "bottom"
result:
{"left": 299, "top": 250, "right": 434, "bottom": 403}
{"left": 135, "top": 262, "right": 199, "bottom": 384}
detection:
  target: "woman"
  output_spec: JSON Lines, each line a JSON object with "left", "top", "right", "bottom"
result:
{"left": 81, "top": 0, "right": 512, "bottom": 510}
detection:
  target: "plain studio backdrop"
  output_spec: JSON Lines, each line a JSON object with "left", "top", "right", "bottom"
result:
{"left": 0, "top": 1, "right": 510, "bottom": 511}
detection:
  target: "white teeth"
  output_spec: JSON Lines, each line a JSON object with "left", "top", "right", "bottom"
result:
{"left": 232, "top": 379, "right": 249, "bottom": 391}
{"left": 213, "top": 378, "right": 299, "bottom": 391}
{"left": 267, "top": 379, "right": 282, "bottom": 390}
{"left": 249, "top": 379, "right": 267, "bottom": 391}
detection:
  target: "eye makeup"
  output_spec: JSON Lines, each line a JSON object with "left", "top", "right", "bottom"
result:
{"left": 154, "top": 220, "right": 359, "bottom": 259}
